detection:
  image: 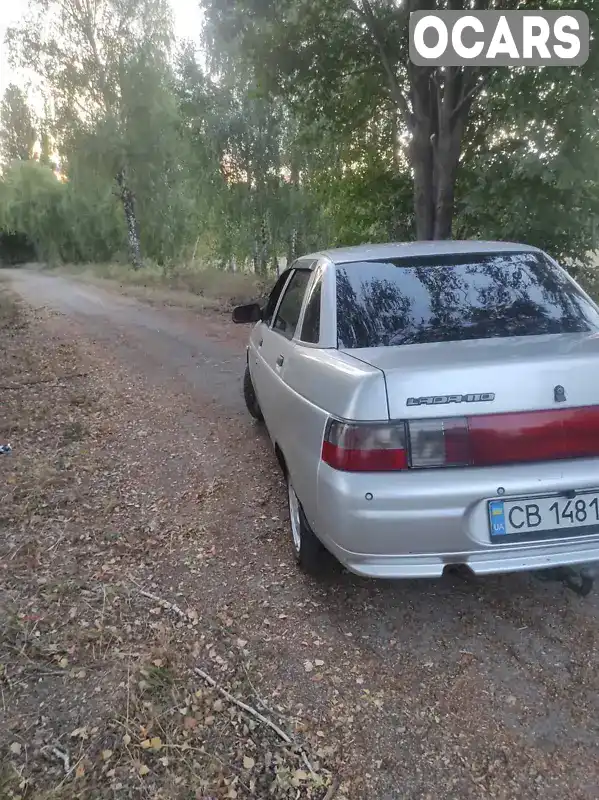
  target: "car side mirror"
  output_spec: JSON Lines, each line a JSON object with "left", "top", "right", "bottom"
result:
{"left": 232, "top": 303, "right": 262, "bottom": 324}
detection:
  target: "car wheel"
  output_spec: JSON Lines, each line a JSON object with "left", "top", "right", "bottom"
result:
{"left": 287, "top": 477, "right": 326, "bottom": 574}
{"left": 243, "top": 365, "right": 263, "bottom": 422}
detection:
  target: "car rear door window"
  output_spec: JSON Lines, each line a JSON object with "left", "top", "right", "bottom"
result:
{"left": 299, "top": 277, "right": 322, "bottom": 343}
{"left": 336, "top": 252, "right": 599, "bottom": 349}
{"left": 272, "top": 269, "right": 311, "bottom": 340}
{"left": 262, "top": 270, "right": 292, "bottom": 326}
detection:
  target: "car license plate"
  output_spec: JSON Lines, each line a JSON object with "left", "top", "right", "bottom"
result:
{"left": 488, "top": 491, "right": 599, "bottom": 542}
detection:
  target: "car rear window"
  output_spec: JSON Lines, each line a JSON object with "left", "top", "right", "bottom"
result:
{"left": 336, "top": 252, "right": 599, "bottom": 349}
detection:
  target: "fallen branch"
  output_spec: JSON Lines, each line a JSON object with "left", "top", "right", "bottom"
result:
{"left": 53, "top": 749, "right": 90, "bottom": 792}
{"left": 135, "top": 587, "right": 322, "bottom": 777}
{"left": 194, "top": 666, "right": 292, "bottom": 744}
{"left": 52, "top": 747, "right": 71, "bottom": 774}
{"left": 131, "top": 583, "right": 191, "bottom": 622}
{"left": 0, "top": 372, "right": 88, "bottom": 390}
{"left": 241, "top": 660, "right": 290, "bottom": 724}
{"left": 196, "top": 665, "right": 319, "bottom": 778}
{"left": 41, "top": 745, "right": 71, "bottom": 774}
{"left": 300, "top": 748, "right": 318, "bottom": 778}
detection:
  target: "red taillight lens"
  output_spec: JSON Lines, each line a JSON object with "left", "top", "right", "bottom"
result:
{"left": 322, "top": 406, "right": 599, "bottom": 472}
{"left": 322, "top": 420, "right": 408, "bottom": 472}
{"left": 469, "top": 406, "right": 599, "bottom": 466}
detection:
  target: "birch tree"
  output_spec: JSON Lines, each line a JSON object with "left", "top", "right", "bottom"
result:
{"left": 8, "top": 0, "right": 174, "bottom": 267}
{"left": 0, "top": 84, "right": 37, "bottom": 164}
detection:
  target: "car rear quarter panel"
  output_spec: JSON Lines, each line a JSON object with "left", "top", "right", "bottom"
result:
{"left": 277, "top": 347, "right": 388, "bottom": 528}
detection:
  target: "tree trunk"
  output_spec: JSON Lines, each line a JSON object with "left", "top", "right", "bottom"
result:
{"left": 408, "top": 66, "right": 476, "bottom": 241}
{"left": 116, "top": 168, "right": 142, "bottom": 269}
{"left": 391, "top": 109, "right": 400, "bottom": 173}
{"left": 359, "top": 0, "right": 436, "bottom": 240}
{"left": 433, "top": 122, "right": 465, "bottom": 240}
{"left": 258, "top": 215, "right": 268, "bottom": 275}
{"left": 287, "top": 227, "right": 298, "bottom": 265}
{"left": 358, "top": 0, "right": 488, "bottom": 242}
{"left": 432, "top": 65, "right": 469, "bottom": 240}
{"left": 407, "top": 116, "right": 469, "bottom": 241}
{"left": 410, "top": 133, "right": 435, "bottom": 240}
{"left": 408, "top": 64, "right": 437, "bottom": 240}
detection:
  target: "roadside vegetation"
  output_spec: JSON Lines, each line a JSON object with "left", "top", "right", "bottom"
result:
{"left": 1, "top": 0, "right": 599, "bottom": 283}
{"left": 44, "top": 262, "right": 272, "bottom": 313}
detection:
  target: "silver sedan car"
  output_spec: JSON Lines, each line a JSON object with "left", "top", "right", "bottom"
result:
{"left": 232, "top": 241, "right": 599, "bottom": 579}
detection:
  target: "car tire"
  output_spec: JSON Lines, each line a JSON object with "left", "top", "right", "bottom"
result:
{"left": 287, "top": 477, "right": 326, "bottom": 575}
{"left": 243, "top": 365, "right": 263, "bottom": 422}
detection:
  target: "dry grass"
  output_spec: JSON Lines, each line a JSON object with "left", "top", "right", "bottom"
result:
{"left": 40, "top": 262, "right": 274, "bottom": 313}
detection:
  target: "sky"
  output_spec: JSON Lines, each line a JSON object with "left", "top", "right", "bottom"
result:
{"left": 0, "top": 0, "right": 204, "bottom": 99}
{"left": 0, "top": 0, "right": 29, "bottom": 97}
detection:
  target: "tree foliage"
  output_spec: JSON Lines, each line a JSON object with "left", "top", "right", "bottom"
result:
{"left": 0, "top": 84, "right": 37, "bottom": 164}
{"left": 0, "top": 161, "right": 68, "bottom": 262}
{"left": 1, "top": 0, "right": 599, "bottom": 272}
{"left": 203, "top": 0, "right": 599, "bottom": 256}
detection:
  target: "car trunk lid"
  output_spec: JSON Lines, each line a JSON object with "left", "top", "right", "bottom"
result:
{"left": 342, "top": 334, "right": 599, "bottom": 469}
{"left": 346, "top": 332, "right": 599, "bottom": 420}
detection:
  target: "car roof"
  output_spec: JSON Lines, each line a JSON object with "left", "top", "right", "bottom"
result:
{"left": 300, "top": 240, "right": 541, "bottom": 266}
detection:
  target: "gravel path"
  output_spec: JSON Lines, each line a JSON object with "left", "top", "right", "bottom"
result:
{"left": 6, "top": 269, "right": 599, "bottom": 800}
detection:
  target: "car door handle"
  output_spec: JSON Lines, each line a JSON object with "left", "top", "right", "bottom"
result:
{"left": 276, "top": 354, "right": 284, "bottom": 367}
{"left": 258, "top": 338, "right": 263, "bottom": 347}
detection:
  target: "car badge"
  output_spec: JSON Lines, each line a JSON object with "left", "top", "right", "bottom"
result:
{"left": 554, "top": 385, "right": 566, "bottom": 403}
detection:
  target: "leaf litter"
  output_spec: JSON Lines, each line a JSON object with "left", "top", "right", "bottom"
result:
{"left": 0, "top": 291, "right": 338, "bottom": 799}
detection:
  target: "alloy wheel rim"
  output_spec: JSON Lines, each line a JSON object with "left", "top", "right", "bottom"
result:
{"left": 288, "top": 481, "right": 302, "bottom": 554}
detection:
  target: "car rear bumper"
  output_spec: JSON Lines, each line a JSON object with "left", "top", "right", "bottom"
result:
{"left": 314, "top": 458, "right": 599, "bottom": 578}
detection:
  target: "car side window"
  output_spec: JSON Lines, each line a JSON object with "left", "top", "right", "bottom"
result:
{"left": 272, "top": 270, "right": 311, "bottom": 340}
{"left": 299, "top": 276, "right": 322, "bottom": 344}
{"left": 262, "top": 270, "right": 292, "bottom": 326}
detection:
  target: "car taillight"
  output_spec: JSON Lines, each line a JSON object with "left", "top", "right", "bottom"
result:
{"left": 468, "top": 406, "right": 599, "bottom": 466}
{"left": 321, "top": 419, "right": 408, "bottom": 472}
{"left": 407, "top": 418, "right": 470, "bottom": 468}
{"left": 321, "top": 406, "right": 599, "bottom": 472}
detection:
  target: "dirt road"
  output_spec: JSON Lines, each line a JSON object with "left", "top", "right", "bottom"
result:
{"left": 7, "top": 270, "right": 249, "bottom": 414}
{"left": 5, "top": 269, "right": 599, "bottom": 799}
